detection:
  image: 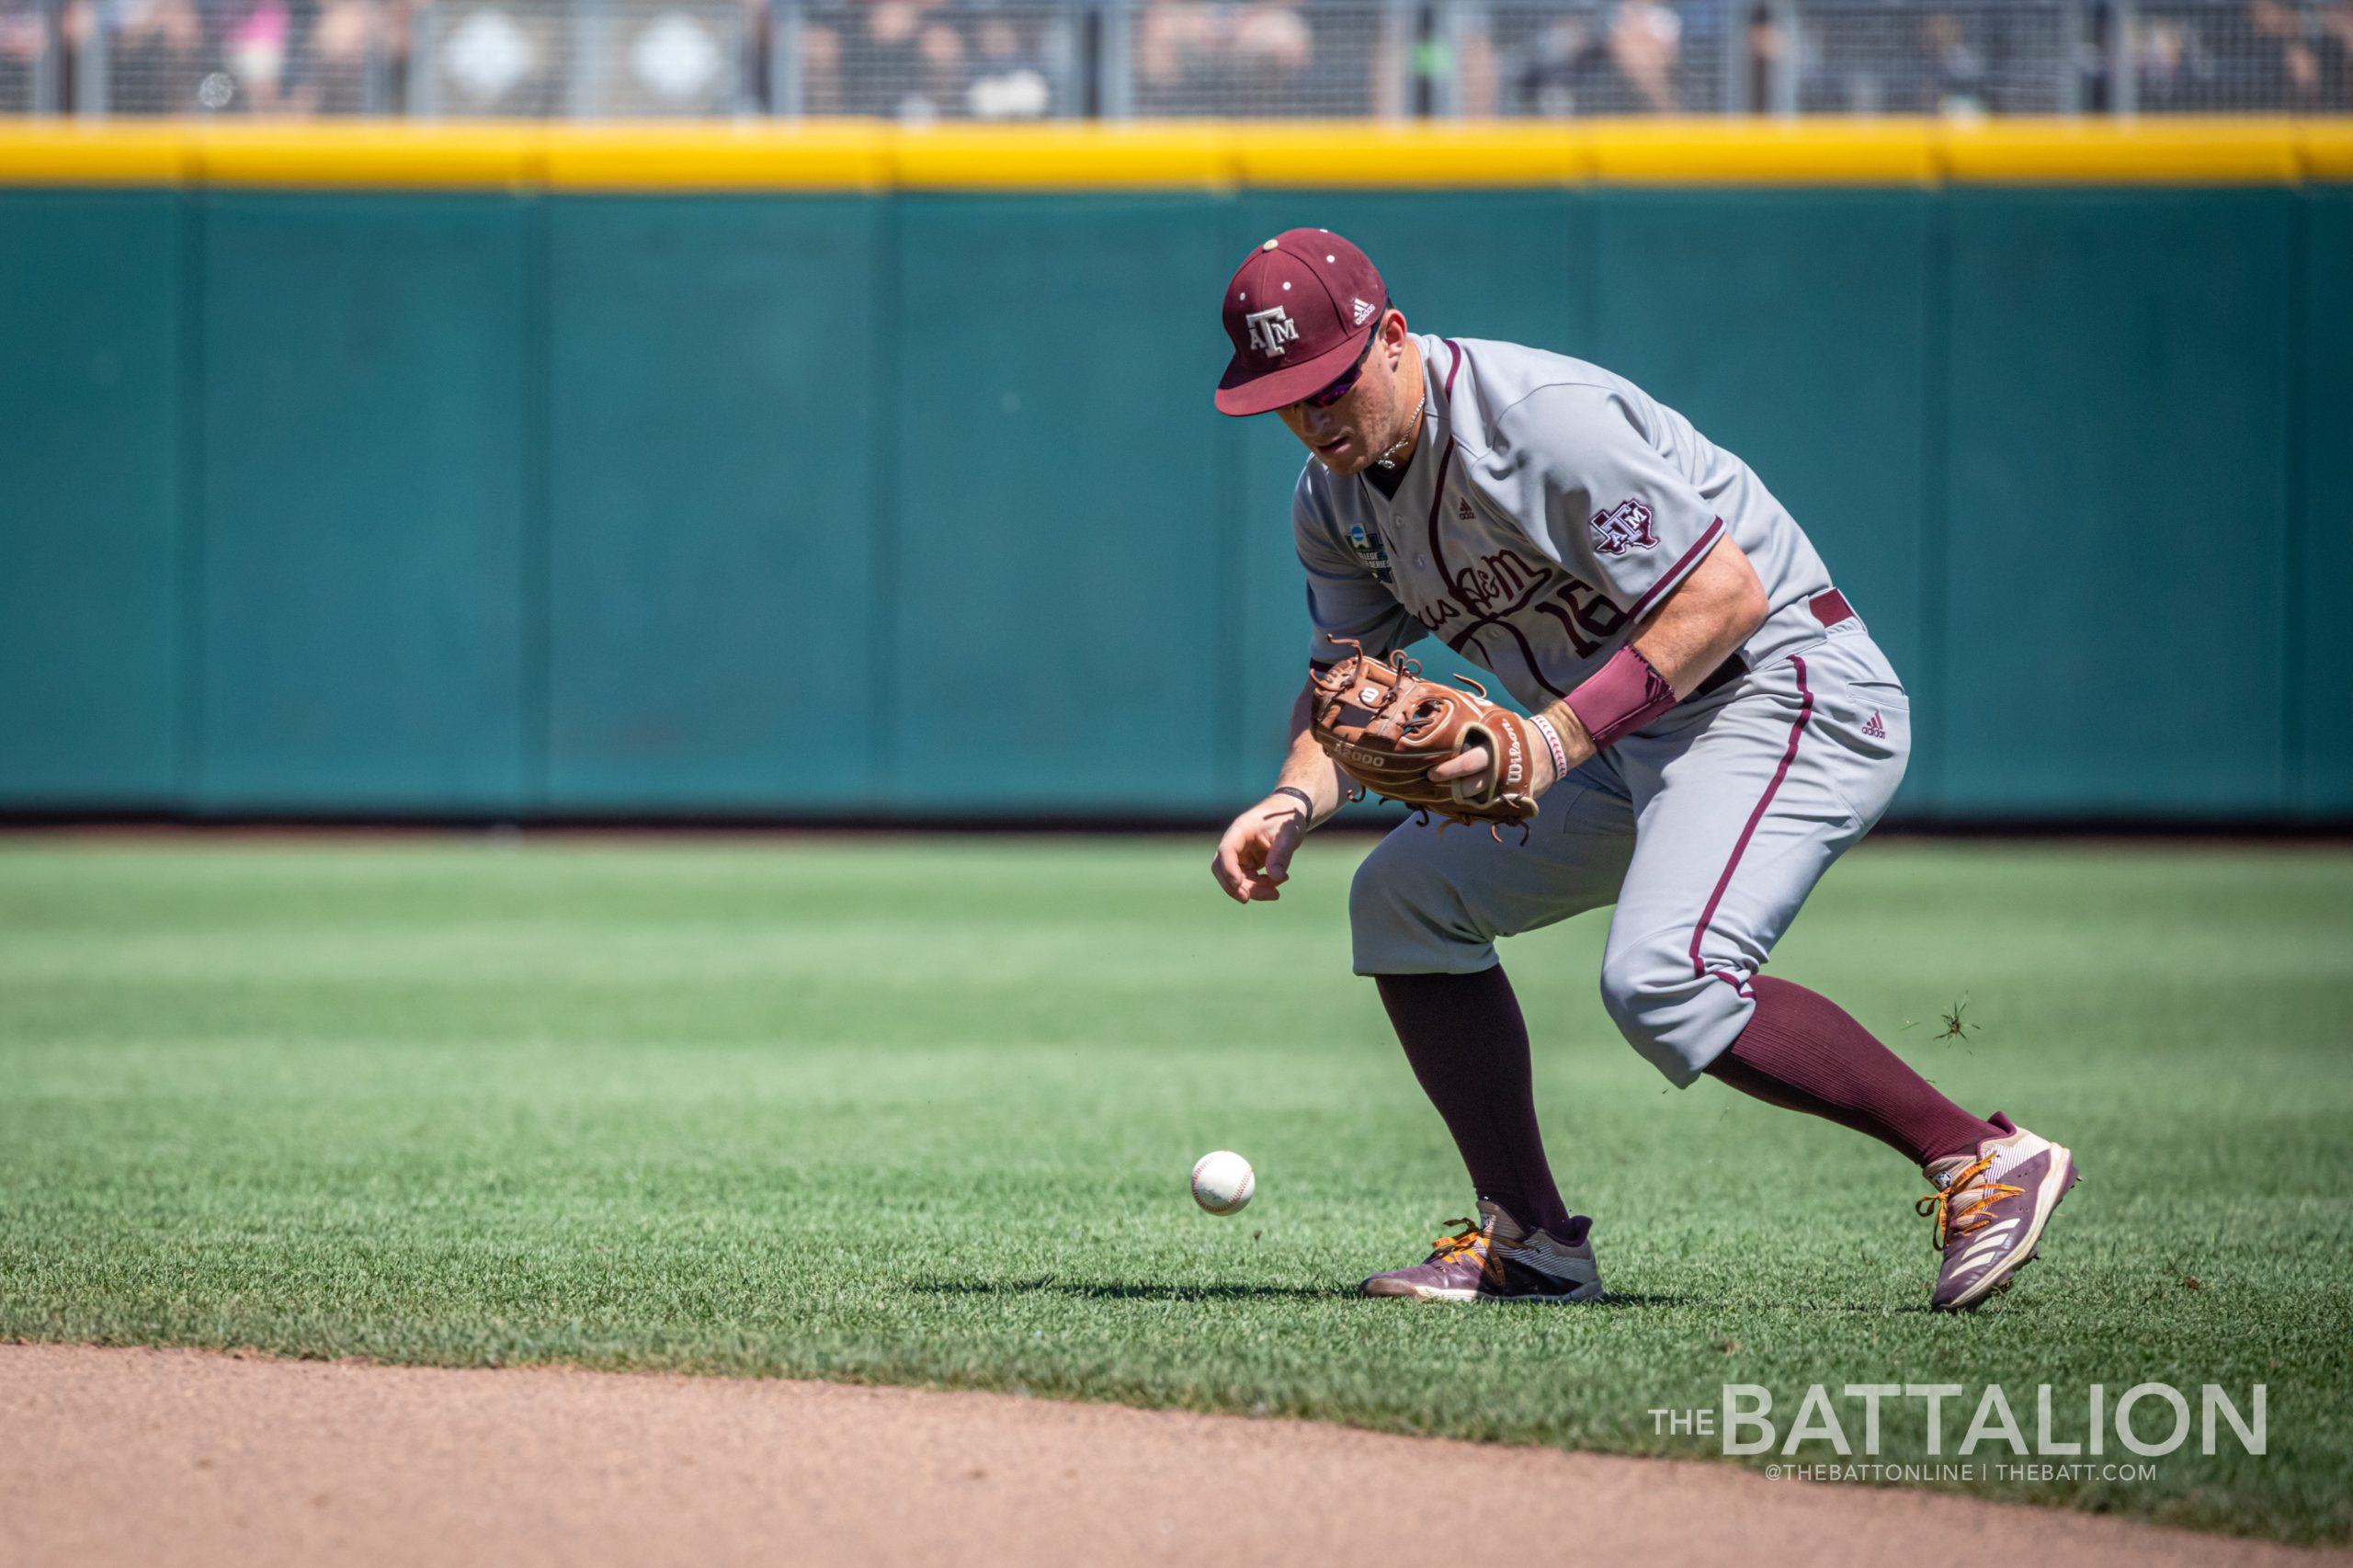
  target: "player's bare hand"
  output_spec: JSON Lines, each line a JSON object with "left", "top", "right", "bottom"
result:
{"left": 1211, "top": 798, "right": 1311, "bottom": 904}
{"left": 1429, "top": 739, "right": 1559, "bottom": 798}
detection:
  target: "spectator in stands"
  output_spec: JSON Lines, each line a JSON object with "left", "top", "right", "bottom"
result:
{"left": 107, "top": 0, "right": 206, "bottom": 110}
{"left": 2131, "top": 13, "right": 2220, "bottom": 108}
{"left": 1503, "top": 8, "right": 1591, "bottom": 115}
{"left": 181, "top": 0, "right": 378, "bottom": 116}
{"left": 1919, "top": 11, "right": 1988, "bottom": 114}
{"left": 966, "top": 13, "right": 1052, "bottom": 118}
{"left": 2322, "top": 0, "right": 2353, "bottom": 103}
{"left": 1136, "top": 0, "right": 1313, "bottom": 114}
{"left": 1607, "top": 0, "right": 1680, "bottom": 109}
{"left": 796, "top": 15, "right": 844, "bottom": 110}
{"left": 2120, "top": 0, "right": 2347, "bottom": 111}
{"left": 799, "top": 0, "right": 970, "bottom": 119}
{"left": 292, "top": 0, "right": 387, "bottom": 114}
{"left": 2249, "top": 0, "right": 2351, "bottom": 107}
{"left": 1502, "top": 0, "right": 1680, "bottom": 115}
{"left": 222, "top": 0, "right": 296, "bottom": 110}
{"left": 1744, "top": 3, "right": 1785, "bottom": 109}
{"left": 743, "top": 0, "right": 774, "bottom": 107}
{"left": 0, "top": 0, "right": 42, "bottom": 110}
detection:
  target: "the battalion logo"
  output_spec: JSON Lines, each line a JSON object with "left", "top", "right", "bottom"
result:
{"left": 1589, "top": 498, "right": 1659, "bottom": 557}
{"left": 1245, "top": 306, "right": 1300, "bottom": 357}
{"left": 1352, "top": 298, "right": 1378, "bottom": 325}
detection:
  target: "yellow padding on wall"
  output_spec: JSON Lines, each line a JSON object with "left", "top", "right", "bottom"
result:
{"left": 540, "top": 122, "right": 891, "bottom": 190}
{"left": 1231, "top": 121, "right": 1586, "bottom": 187}
{"left": 191, "top": 122, "right": 540, "bottom": 187}
{"left": 1586, "top": 118, "right": 1939, "bottom": 184}
{"left": 2294, "top": 121, "right": 2353, "bottom": 181}
{"left": 891, "top": 122, "right": 1233, "bottom": 188}
{"left": 0, "top": 123, "right": 189, "bottom": 183}
{"left": 0, "top": 118, "right": 2344, "bottom": 190}
{"left": 1939, "top": 119, "right": 2303, "bottom": 184}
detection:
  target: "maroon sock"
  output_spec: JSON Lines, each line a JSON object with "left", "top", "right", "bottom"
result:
{"left": 1705, "top": 975, "right": 2001, "bottom": 1166}
{"left": 1374, "top": 967, "right": 1581, "bottom": 1241}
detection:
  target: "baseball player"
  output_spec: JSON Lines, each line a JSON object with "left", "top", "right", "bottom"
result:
{"left": 1208, "top": 230, "right": 2078, "bottom": 1311}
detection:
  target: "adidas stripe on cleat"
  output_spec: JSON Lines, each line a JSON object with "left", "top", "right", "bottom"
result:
{"left": 1358, "top": 1199, "right": 1602, "bottom": 1303}
{"left": 1919, "top": 1113, "right": 2079, "bottom": 1312}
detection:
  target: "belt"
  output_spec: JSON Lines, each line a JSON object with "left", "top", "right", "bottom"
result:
{"left": 1691, "top": 652, "right": 1746, "bottom": 699}
{"left": 1688, "top": 588, "right": 1854, "bottom": 701}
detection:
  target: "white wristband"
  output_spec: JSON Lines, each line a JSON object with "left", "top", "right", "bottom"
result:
{"left": 1528, "top": 713, "right": 1569, "bottom": 780}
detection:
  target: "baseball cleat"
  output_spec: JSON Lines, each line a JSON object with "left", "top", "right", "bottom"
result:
{"left": 1358, "top": 1199, "right": 1603, "bottom": 1302}
{"left": 1918, "top": 1112, "right": 2079, "bottom": 1312}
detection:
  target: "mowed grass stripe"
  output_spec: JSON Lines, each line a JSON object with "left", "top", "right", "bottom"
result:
{"left": 0, "top": 838, "right": 2346, "bottom": 1544}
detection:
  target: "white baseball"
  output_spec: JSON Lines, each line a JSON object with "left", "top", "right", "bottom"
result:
{"left": 1190, "top": 1150, "right": 1255, "bottom": 1216}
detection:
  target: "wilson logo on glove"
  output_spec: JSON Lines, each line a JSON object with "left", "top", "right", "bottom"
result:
{"left": 1308, "top": 642, "right": 1542, "bottom": 843}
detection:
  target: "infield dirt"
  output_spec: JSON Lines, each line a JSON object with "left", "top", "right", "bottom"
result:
{"left": 3, "top": 1344, "right": 2342, "bottom": 1568}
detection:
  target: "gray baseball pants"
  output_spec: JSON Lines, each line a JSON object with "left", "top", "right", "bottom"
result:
{"left": 1348, "top": 624, "right": 1910, "bottom": 1085}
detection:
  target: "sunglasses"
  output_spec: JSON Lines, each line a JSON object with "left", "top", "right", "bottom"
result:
{"left": 1298, "top": 308, "right": 1387, "bottom": 409}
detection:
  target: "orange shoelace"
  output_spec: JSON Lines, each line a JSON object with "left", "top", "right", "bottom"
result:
{"left": 1915, "top": 1154, "right": 2025, "bottom": 1250}
{"left": 1428, "top": 1218, "right": 1486, "bottom": 1262}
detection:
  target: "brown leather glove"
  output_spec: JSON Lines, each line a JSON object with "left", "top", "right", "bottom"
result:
{"left": 1308, "top": 642, "right": 1542, "bottom": 840}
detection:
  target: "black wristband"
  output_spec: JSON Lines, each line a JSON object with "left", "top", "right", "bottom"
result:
{"left": 1271, "top": 785, "right": 1318, "bottom": 824}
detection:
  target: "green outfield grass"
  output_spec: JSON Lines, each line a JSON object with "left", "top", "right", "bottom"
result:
{"left": 1, "top": 835, "right": 2347, "bottom": 1543}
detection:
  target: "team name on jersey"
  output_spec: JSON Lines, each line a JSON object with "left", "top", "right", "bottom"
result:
{"left": 1406, "top": 539, "right": 1631, "bottom": 673}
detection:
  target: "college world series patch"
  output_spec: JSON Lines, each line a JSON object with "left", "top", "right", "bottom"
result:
{"left": 1346, "top": 523, "right": 1396, "bottom": 586}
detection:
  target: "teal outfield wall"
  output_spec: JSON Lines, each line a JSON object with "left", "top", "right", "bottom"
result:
{"left": 2, "top": 185, "right": 2346, "bottom": 821}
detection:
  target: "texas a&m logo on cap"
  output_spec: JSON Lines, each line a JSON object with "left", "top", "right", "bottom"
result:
{"left": 1589, "top": 498, "right": 1659, "bottom": 557}
{"left": 1245, "top": 306, "right": 1300, "bottom": 357}
{"left": 1214, "top": 229, "right": 1390, "bottom": 415}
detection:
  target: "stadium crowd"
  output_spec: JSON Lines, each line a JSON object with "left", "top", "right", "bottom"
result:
{"left": 5, "top": 0, "right": 2349, "bottom": 118}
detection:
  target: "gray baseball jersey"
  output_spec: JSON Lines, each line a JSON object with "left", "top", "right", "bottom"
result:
{"left": 1295, "top": 334, "right": 1835, "bottom": 711}
{"left": 1298, "top": 334, "right": 1912, "bottom": 1085}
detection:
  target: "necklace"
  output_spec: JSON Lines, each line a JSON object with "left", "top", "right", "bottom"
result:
{"left": 1374, "top": 391, "right": 1427, "bottom": 470}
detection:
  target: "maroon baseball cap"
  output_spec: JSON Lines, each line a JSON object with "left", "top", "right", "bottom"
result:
{"left": 1214, "top": 229, "right": 1388, "bottom": 416}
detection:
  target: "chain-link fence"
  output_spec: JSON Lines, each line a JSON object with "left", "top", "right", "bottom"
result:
{"left": 6, "top": 0, "right": 2347, "bottom": 115}
{"left": 1112, "top": 1, "right": 1409, "bottom": 117}
{"left": 1447, "top": 0, "right": 1732, "bottom": 115}
{"left": 411, "top": 0, "right": 755, "bottom": 116}
{"left": 1777, "top": 0, "right": 2078, "bottom": 113}
{"left": 92, "top": 0, "right": 374, "bottom": 114}
{"left": 780, "top": 2, "right": 1079, "bottom": 119}
{"left": 2125, "top": 0, "right": 2352, "bottom": 108}
{"left": 1, "top": 1, "right": 46, "bottom": 112}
